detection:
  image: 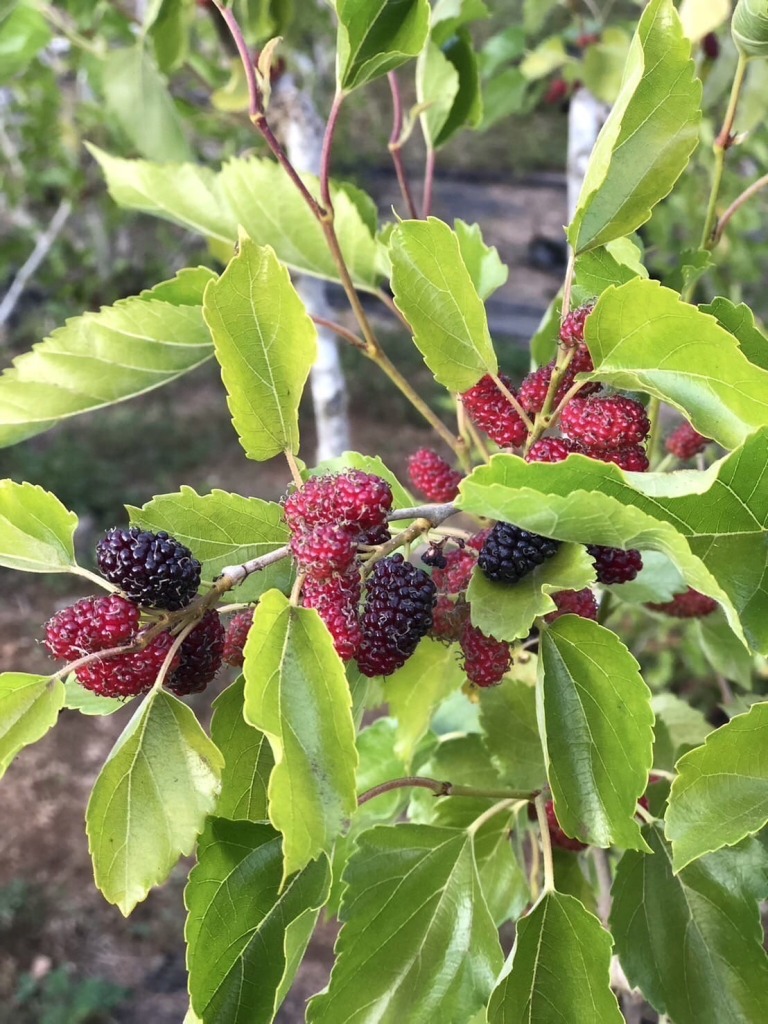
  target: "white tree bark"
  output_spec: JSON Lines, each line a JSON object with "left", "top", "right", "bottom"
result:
{"left": 567, "top": 86, "right": 611, "bottom": 222}
{"left": 272, "top": 74, "right": 351, "bottom": 462}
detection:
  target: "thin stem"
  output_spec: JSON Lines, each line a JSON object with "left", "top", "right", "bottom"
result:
{"left": 646, "top": 395, "right": 664, "bottom": 468}
{"left": 357, "top": 776, "right": 536, "bottom": 806}
{"left": 362, "top": 517, "right": 436, "bottom": 574}
{"left": 152, "top": 619, "right": 197, "bottom": 693}
{"left": 636, "top": 803, "right": 655, "bottom": 825}
{"left": 289, "top": 571, "right": 306, "bottom": 607}
{"left": 591, "top": 848, "right": 613, "bottom": 926}
{"left": 387, "top": 72, "right": 419, "bottom": 219}
{"left": 716, "top": 673, "right": 735, "bottom": 706}
{"left": 714, "top": 172, "right": 768, "bottom": 245}
{"left": 490, "top": 373, "right": 534, "bottom": 433}
{"left": 528, "top": 830, "right": 541, "bottom": 902}
{"left": 535, "top": 793, "right": 556, "bottom": 893}
{"left": 387, "top": 502, "right": 457, "bottom": 524}
{"left": 422, "top": 146, "right": 436, "bottom": 218}
{"left": 311, "top": 315, "right": 367, "bottom": 350}
{"left": 216, "top": 545, "right": 291, "bottom": 591}
{"left": 468, "top": 798, "right": 525, "bottom": 837}
{"left": 319, "top": 91, "right": 345, "bottom": 212}
{"left": 524, "top": 348, "right": 575, "bottom": 454}
{"left": 68, "top": 565, "right": 119, "bottom": 594}
{"left": 697, "top": 53, "right": 749, "bottom": 255}
{"left": 284, "top": 450, "right": 304, "bottom": 489}
{"left": 655, "top": 452, "right": 675, "bottom": 473}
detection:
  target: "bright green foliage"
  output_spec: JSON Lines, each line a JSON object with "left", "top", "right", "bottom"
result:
{"left": 650, "top": 692, "right": 711, "bottom": 765}
{"left": 334, "top": 0, "right": 431, "bottom": 92}
{"left": 539, "top": 617, "right": 654, "bottom": 850}
{"left": 307, "top": 824, "right": 502, "bottom": 1024}
{"left": 431, "top": 0, "right": 488, "bottom": 45}
{"left": 0, "top": 481, "right": 78, "bottom": 573}
{"left": 0, "top": 288, "right": 212, "bottom": 449}
{"left": 569, "top": 0, "right": 701, "bottom": 252}
{"left": 390, "top": 217, "right": 498, "bottom": 391}
{"left": 732, "top": 0, "right": 768, "bottom": 56}
{"left": 0, "top": 673, "right": 65, "bottom": 778}
{"left": 211, "top": 678, "right": 274, "bottom": 823}
{"left": 243, "top": 590, "right": 358, "bottom": 880}
{"left": 129, "top": 488, "right": 291, "bottom": 603}
{"left": 467, "top": 542, "right": 596, "bottom": 642}
{"left": 86, "top": 690, "right": 224, "bottom": 915}
{"left": 701, "top": 296, "right": 768, "bottom": 371}
{"left": 186, "top": 818, "right": 330, "bottom": 1024}
{"left": 63, "top": 677, "right": 133, "bottom": 717}
{"left": 454, "top": 220, "right": 508, "bottom": 299}
{"left": 611, "top": 828, "right": 768, "bottom": 1023}
{"left": 0, "top": 1, "right": 50, "bottom": 83}
{"left": 487, "top": 891, "right": 623, "bottom": 1023}
{"left": 587, "top": 279, "right": 768, "bottom": 449}
{"left": 385, "top": 638, "right": 465, "bottom": 765}
{"left": 418, "top": 30, "right": 482, "bottom": 148}
{"left": 572, "top": 239, "right": 648, "bottom": 305}
{"left": 203, "top": 237, "right": 317, "bottom": 461}
{"left": 695, "top": 612, "right": 755, "bottom": 690}
{"left": 479, "top": 677, "right": 547, "bottom": 793}
{"left": 665, "top": 702, "right": 768, "bottom": 870}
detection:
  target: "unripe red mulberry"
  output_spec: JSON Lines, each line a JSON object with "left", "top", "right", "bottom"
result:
{"left": 559, "top": 304, "right": 593, "bottom": 348}
{"left": 408, "top": 448, "right": 463, "bottom": 502}
{"left": 223, "top": 610, "right": 254, "bottom": 667}
{"left": 545, "top": 588, "right": 598, "bottom": 622}
{"left": 460, "top": 374, "right": 527, "bottom": 448}
{"left": 561, "top": 396, "right": 650, "bottom": 451}
{"left": 666, "top": 422, "right": 709, "bottom": 460}
{"left": 460, "top": 623, "right": 511, "bottom": 686}
{"left": 525, "top": 437, "right": 579, "bottom": 463}
{"left": 646, "top": 588, "right": 717, "bottom": 619}
{"left": 303, "top": 567, "right": 362, "bottom": 661}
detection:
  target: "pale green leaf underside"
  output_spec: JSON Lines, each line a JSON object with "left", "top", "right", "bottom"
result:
{"left": 454, "top": 219, "right": 509, "bottom": 300}
{"left": 391, "top": 217, "right": 498, "bottom": 392}
{"left": 540, "top": 617, "right": 654, "bottom": 850}
{"left": 569, "top": 0, "right": 701, "bottom": 253}
{"left": 86, "top": 690, "right": 223, "bottom": 915}
{"left": 203, "top": 238, "right": 317, "bottom": 461}
{"left": 587, "top": 279, "right": 768, "bottom": 450}
{"left": 0, "top": 673, "right": 65, "bottom": 778}
{"left": 210, "top": 678, "right": 273, "bottom": 822}
{"left": 243, "top": 590, "right": 358, "bottom": 880}
{"left": 665, "top": 701, "right": 768, "bottom": 871}
{"left": 479, "top": 677, "right": 547, "bottom": 793}
{"left": 0, "top": 480, "right": 78, "bottom": 572}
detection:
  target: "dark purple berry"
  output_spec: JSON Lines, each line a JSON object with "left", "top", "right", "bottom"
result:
{"left": 97, "top": 527, "right": 201, "bottom": 610}
{"left": 478, "top": 523, "right": 560, "bottom": 585}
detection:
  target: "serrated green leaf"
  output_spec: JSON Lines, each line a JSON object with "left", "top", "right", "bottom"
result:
{"left": 128, "top": 487, "right": 291, "bottom": 603}
{"left": 386, "top": 638, "right": 465, "bottom": 765}
{"left": 488, "top": 890, "right": 623, "bottom": 1023}
{"left": 138, "top": 266, "right": 217, "bottom": 306}
{"left": 569, "top": 0, "right": 701, "bottom": 253}
{"left": 0, "top": 290, "right": 212, "bottom": 448}
{"left": 307, "top": 824, "right": 502, "bottom": 1024}
{"left": 186, "top": 817, "right": 329, "bottom": 1024}
{"left": 0, "top": 481, "right": 78, "bottom": 572}
{"left": 211, "top": 677, "right": 273, "bottom": 822}
{"left": 479, "top": 677, "right": 547, "bottom": 793}
{"left": 611, "top": 827, "right": 768, "bottom": 1023}
{"left": 86, "top": 690, "right": 223, "bottom": 915}
{"left": 650, "top": 692, "right": 711, "bottom": 761}
{"left": 102, "top": 44, "right": 191, "bottom": 163}
{"left": 572, "top": 239, "right": 647, "bottom": 306}
{"left": 467, "top": 543, "right": 596, "bottom": 642}
{"left": 454, "top": 220, "right": 509, "bottom": 300}
{"left": 456, "top": 438, "right": 768, "bottom": 653}
{"left": 0, "top": 2, "right": 50, "bottom": 83}
{"left": 203, "top": 238, "right": 317, "bottom": 461}
{"left": 335, "top": 0, "right": 431, "bottom": 92}
{"left": 63, "top": 676, "right": 133, "bottom": 717}
{"left": 243, "top": 590, "right": 357, "bottom": 879}
{"left": 0, "top": 673, "right": 65, "bottom": 777}
{"left": 701, "top": 295, "right": 768, "bottom": 372}
{"left": 587, "top": 279, "right": 768, "bottom": 449}
{"left": 665, "top": 702, "right": 768, "bottom": 870}
{"left": 417, "top": 42, "right": 460, "bottom": 147}
{"left": 539, "top": 617, "right": 654, "bottom": 850}
{"left": 733, "top": 0, "right": 768, "bottom": 57}
{"left": 390, "top": 217, "right": 498, "bottom": 392}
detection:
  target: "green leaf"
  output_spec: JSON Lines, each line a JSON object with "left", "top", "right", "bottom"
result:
{"left": 211, "top": 678, "right": 274, "bottom": 822}
{"left": 86, "top": 690, "right": 223, "bottom": 914}
{"left": 386, "top": 638, "right": 465, "bottom": 765}
{"left": 732, "top": 0, "right": 768, "bottom": 57}
{"left": 64, "top": 676, "right": 133, "bottom": 717}
{"left": 587, "top": 279, "right": 768, "bottom": 450}
{"left": 665, "top": 702, "right": 768, "bottom": 870}
{"left": 696, "top": 611, "right": 755, "bottom": 690}
{"left": 539, "top": 617, "right": 654, "bottom": 850}
{"left": 581, "top": 27, "right": 632, "bottom": 105}
{"left": 520, "top": 36, "right": 569, "bottom": 79}
{"left": 425, "top": 30, "right": 483, "bottom": 148}
{"left": 335, "top": 0, "right": 431, "bottom": 92}
{"left": 390, "top": 217, "right": 498, "bottom": 392}
{"left": 149, "top": 0, "right": 190, "bottom": 73}
{"left": 701, "top": 296, "right": 768, "bottom": 372}
{"left": 611, "top": 828, "right": 768, "bottom": 1023}
{"left": 479, "top": 676, "right": 547, "bottom": 793}
{"left": 456, "top": 438, "right": 768, "bottom": 653}
{"left": 467, "top": 542, "right": 596, "bottom": 642}
{"left": 569, "top": 0, "right": 701, "bottom": 253}
{"left": 307, "top": 824, "right": 502, "bottom": 1024}
{"left": 0, "top": 481, "right": 78, "bottom": 572}
{"left": 488, "top": 891, "right": 623, "bottom": 1023}
{"left": 0, "top": 1, "right": 50, "bottom": 82}
{"left": 0, "top": 673, "right": 65, "bottom": 777}
{"left": 0, "top": 290, "right": 212, "bottom": 449}
{"left": 138, "top": 266, "right": 218, "bottom": 305}
{"left": 650, "top": 692, "right": 711, "bottom": 761}
{"left": 218, "top": 159, "right": 384, "bottom": 290}
{"left": 203, "top": 237, "right": 317, "bottom": 461}
{"left": 243, "top": 590, "right": 357, "bottom": 879}
{"left": 604, "top": 549, "right": 685, "bottom": 604}
{"left": 186, "top": 817, "right": 330, "bottom": 1024}
{"left": 417, "top": 41, "right": 460, "bottom": 147}
{"left": 454, "top": 220, "right": 508, "bottom": 300}
{"left": 129, "top": 487, "right": 291, "bottom": 603}
{"left": 431, "top": 0, "right": 488, "bottom": 46}
{"left": 102, "top": 44, "right": 191, "bottom": 163}
{"left": 572, "top": 238, "right": 647, "bottom": 305}
{"left": 87, "top": 145, "right": 237, "bottom": 246}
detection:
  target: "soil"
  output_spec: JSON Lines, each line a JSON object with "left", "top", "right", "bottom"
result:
{"left": 0, "top": 174, "right": 568, "bottom": 1023}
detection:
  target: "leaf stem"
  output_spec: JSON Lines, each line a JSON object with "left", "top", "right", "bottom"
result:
{"left": 713, "top": 172, "right": 768, "bottom": 245}
{"left": 387, "top": 72, "right": 419, "bottom": 219}
{"left": 646, "top": 395, "right": 664, "bottom": 468}
{"left": 357, "top": 776, "right": 537, "bottom": 806}
{"left": 284, "top": 450, "right": 304, "bottom": 489}
{"left": 535, "top": 793, "right": 556, "bottom": 893}
{"left": 311, "top": 315, "right": 367, "bottom": 351}
{"left": 591, "top": 847, "right": 613, "bottom": 926}
{"left": 468, "top": 798, "right": 527, "bottom": 837}
{"left": 490, "top": 373, "right": 534, "bottom": 433}
{"left": 422, "top": 146, "right": 436, "bottom": 218}
{"left": 68, "top": 565, "right": 119, "bottom": 593}
{"left": 319, "top": 91, "right": 345, "bottom": 212}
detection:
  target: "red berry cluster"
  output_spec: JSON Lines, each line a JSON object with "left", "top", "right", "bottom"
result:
{"left": 459, "top": 624, "right": 511, "bottom": 687}
{"left": 646, "top": 588, "right": 717, "bottom": 619}
{"left": 666, "top": 422, "right": 709, "bottom": 460}
{"left": 45, "top": 529, "right": 225, "bottom": 700}
{"left": 222, "top": 609, "right": 254, "bottom": 667}
{"left": 408, "top": 448, "right": 463, "bottom": 502}
{"left": 460, "top": 373, "right": 527, "bottom": 448}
